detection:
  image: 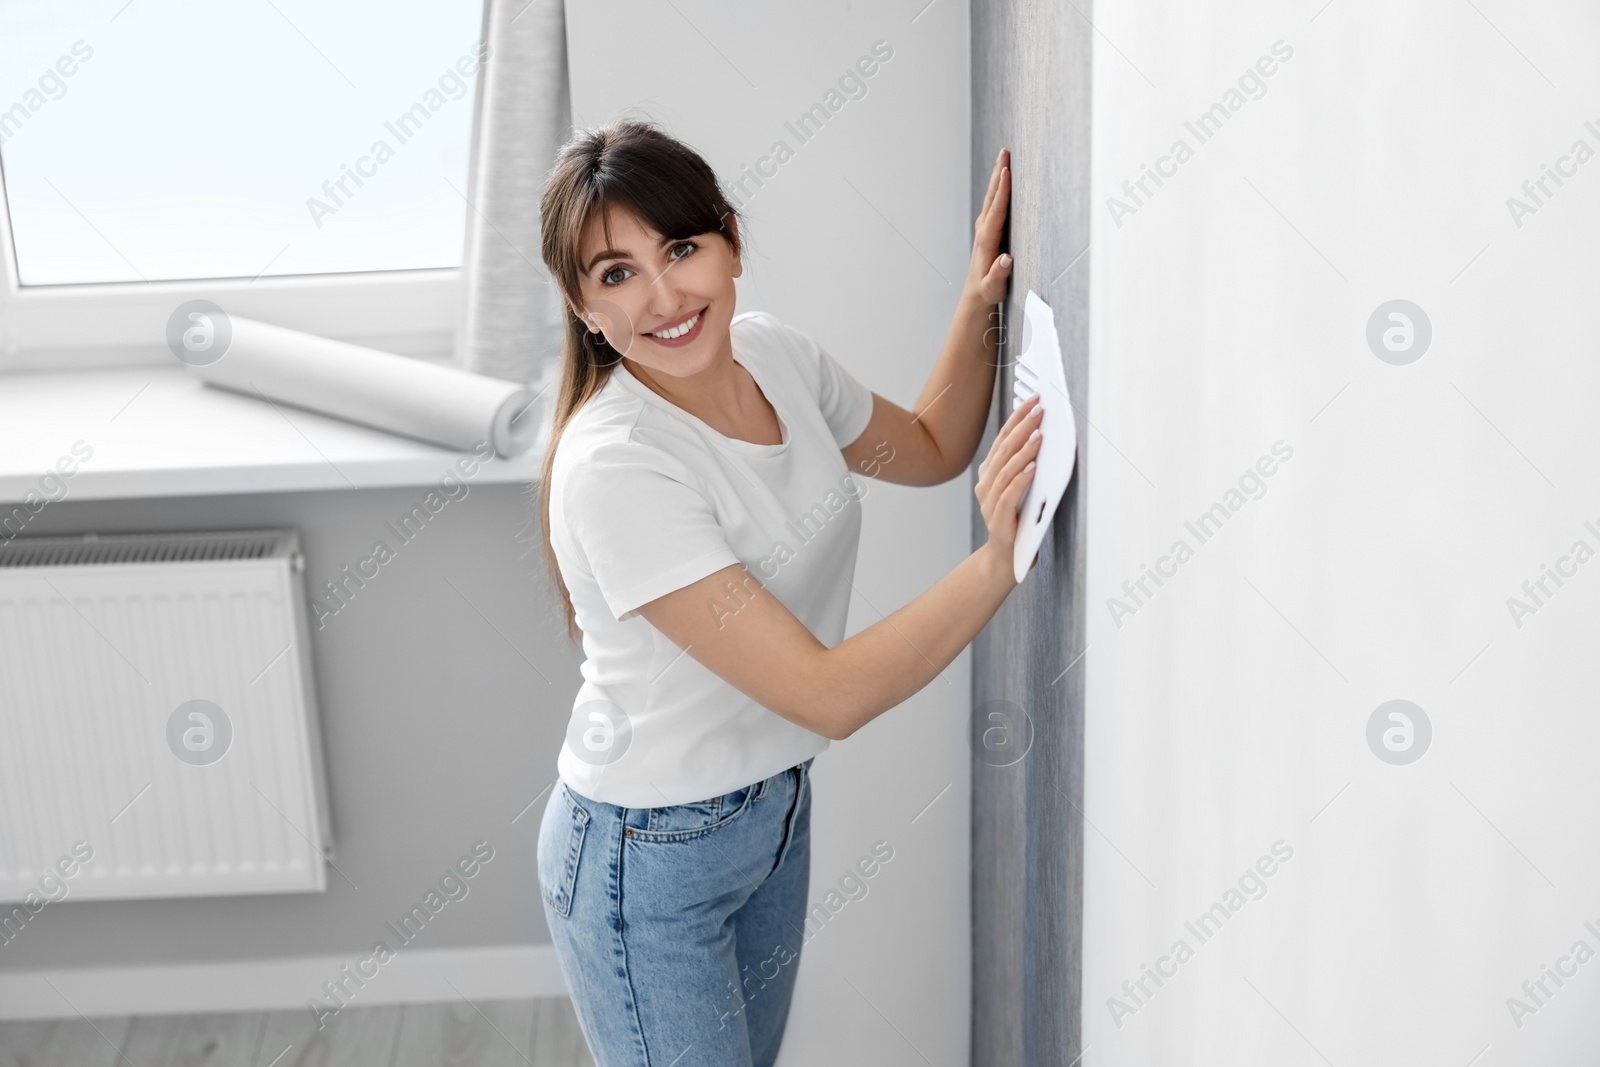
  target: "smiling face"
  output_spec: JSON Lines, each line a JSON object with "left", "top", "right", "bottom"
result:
{"left": 571, "top": 203, "right": 742, "bottom": 379}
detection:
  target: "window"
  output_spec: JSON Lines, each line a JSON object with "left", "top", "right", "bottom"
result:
{"left": 0, "top": 0, "right": 487, "bottom": 363}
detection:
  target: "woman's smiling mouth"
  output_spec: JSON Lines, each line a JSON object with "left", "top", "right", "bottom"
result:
{"left": 646, "top": 306, "right": 707, "bottom": 347}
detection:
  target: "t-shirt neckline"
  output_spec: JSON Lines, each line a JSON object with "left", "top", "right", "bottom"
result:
{"left": 611, "top": 341, "right": 791, "bottom": 457}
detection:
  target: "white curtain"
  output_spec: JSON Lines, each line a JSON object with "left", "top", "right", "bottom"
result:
{"left": 1084, "top": 4, "right": 1600, "bottom": 1065}
{"left": 458, "top": 0, "right": 571, "bottom": 397}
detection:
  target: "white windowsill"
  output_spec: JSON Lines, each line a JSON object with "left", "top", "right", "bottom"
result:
{"left": 0, "top": 366, "right": 544, "bottom": 506}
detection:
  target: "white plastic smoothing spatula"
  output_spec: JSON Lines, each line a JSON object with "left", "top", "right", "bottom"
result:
{"left": 1009, "top": 289, "right": 1078, "bottom": 582}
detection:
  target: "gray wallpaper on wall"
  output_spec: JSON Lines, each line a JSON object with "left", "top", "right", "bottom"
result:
{"left": 970, "top": 1, "right": 1093, "bottom": 1064}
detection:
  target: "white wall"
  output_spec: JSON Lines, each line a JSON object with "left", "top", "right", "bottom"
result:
{"left": 563, "top": 2, "right": 973, "bottom": 1063}
{"left": 1085, "top": 1, "right": 1600, "bottom": 1064}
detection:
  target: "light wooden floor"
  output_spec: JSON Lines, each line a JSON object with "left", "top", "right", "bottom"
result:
{"left": 0, "top": 997, "right": 595, "bottom": 1067}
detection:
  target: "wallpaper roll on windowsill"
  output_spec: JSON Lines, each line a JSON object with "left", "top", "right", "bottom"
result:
{"left": 187, "top": 316, "right": 538, "bottom": 457}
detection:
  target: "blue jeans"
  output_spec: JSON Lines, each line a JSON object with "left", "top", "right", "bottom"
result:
{"left": 538, "top": 758, "right": 814, "bottom": 1067}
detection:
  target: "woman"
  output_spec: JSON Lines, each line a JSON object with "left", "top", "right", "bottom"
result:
{"left": 535, "top": 121, "right": 1039, "bottom": 1067}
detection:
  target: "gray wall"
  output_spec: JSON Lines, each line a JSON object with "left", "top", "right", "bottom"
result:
{"left": 0, "top": 481, "right": 581, "bottom": 968}
{"left": 970, "top": 1, "right": 1093, "bottom": 1064}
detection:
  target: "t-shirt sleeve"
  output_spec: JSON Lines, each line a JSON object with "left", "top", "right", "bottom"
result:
{"left": 561, "top": 442, "right": 742, "bottom": 622}
{"left": 814, "top": 339, "right": 876, "bottom": 448}
{"left": 762, "top": 314, "right": 875, "bottom": 448}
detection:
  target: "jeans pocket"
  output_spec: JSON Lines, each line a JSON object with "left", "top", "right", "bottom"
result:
{"left": 538, "top": 783, "right": 589, "bottom": 918}
{"left": 771, "top": 763, "right": 810, "bottom": 877}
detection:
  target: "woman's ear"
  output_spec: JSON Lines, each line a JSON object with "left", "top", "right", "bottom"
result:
{"left": 566, "top": 298, "right": 600, "bottom": 333}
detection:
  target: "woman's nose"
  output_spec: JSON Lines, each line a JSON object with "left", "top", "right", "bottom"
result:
{"left": 645, "top": 263, "right": 690, "bottom": 310}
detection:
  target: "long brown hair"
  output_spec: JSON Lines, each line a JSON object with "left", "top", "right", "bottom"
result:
{"left": 537, "top": 120, "right": 743, "bottom": 639}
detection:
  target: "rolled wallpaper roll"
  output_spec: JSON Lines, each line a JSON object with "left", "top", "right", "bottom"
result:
{"left": 186, "top": 316, "right": 538, "bottom": 457}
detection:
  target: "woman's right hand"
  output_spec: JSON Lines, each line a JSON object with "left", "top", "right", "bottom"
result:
{"left": 975, "top": 392, "right": 1044, "bottom": 581}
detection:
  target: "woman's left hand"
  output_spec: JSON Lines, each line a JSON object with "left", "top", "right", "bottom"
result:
{"left": 966, "top": 147, "right": 1013, "bottom": 304}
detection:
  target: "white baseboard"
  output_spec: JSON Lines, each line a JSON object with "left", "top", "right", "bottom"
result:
{"left": 0, "top": 943, "right": 567, "bottom": 1021}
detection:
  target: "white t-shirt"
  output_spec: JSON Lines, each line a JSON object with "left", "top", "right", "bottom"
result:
{"left": 548, "top": 310, "right": 877, "bottom": 807}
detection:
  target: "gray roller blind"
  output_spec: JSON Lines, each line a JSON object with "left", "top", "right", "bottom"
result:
{"left": 457, "top": 0, "right": 572, "bottom": 389}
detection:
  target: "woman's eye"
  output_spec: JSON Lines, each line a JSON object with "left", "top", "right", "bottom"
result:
{"left": 601, "top": 266, "right": 629, "bottom": 286}
{"left": 670, "top": 241, "right": 696, "bottom": 261}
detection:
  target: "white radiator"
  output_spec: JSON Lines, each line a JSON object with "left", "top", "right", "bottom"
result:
{"left": 0, "top": 529, "right": 332, "bottom": 902}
